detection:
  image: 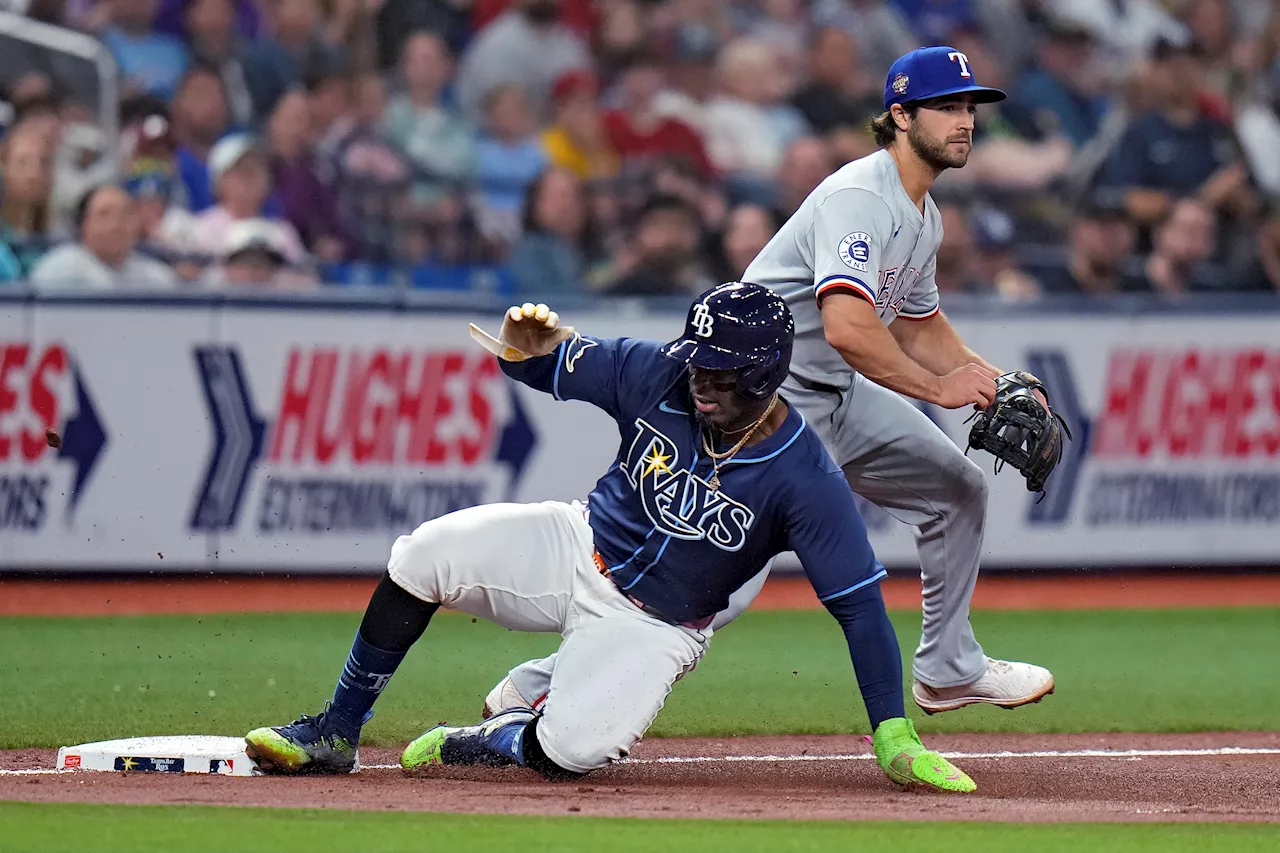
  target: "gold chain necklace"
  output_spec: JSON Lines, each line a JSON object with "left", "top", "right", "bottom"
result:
{"left": 701, "top": 394, "right": 778, "bottom": 491}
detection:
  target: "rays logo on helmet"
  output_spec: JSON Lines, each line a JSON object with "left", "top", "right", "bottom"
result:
{"left": 839, "top": 232, "right": 872, "bottom": 272}
{"left": 691, "top": 302, "right": 715, "bottom": 337}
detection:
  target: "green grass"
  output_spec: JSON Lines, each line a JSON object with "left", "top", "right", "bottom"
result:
{"left": 2, "top": 608, "right": 1278, "bottom": 749}
{"left": 2, "top": 803, "right": 1277, "bottom": 853}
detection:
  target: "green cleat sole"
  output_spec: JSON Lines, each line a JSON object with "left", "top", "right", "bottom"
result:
{"left": 245, "top": 728, "right": 313, "bottom": 773}
{"left": 400, "top": 726, "right": 450, "bottom": 770}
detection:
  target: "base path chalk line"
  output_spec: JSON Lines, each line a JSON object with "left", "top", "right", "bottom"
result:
{"left": 5, "top": 746, "right": 1277, "bottom": 776}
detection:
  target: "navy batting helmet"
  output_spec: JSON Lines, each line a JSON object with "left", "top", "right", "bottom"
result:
{"left": 661, "top": 282, "right": 794, "bottom": 400}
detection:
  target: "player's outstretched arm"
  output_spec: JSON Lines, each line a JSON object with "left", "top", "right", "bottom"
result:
{"left": 469, "top": 302, "right": 666, "bottom": 421}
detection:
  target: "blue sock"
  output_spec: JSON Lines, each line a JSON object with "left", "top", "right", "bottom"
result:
{"left": 326, "top": 632, "right": 408, "bottom": 741}
{"left": 484, "top": 718, "right": 529, "bottom": 766}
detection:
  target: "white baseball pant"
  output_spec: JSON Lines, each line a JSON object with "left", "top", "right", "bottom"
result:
{"left": 387, "top": 499, "right": 709, "bottom": 774}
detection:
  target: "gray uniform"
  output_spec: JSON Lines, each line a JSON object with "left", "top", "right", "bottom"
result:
{"left": 743, "top": 148, "right": 988, "bottom": 688}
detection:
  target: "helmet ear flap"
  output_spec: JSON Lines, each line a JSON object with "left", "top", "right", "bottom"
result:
{"left": 735, "top": 341, "right": 791, "bottom": 399}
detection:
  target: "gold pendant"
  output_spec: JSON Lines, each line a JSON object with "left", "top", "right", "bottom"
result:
{"left": 709, "top": 473, "right": 720, "bottom": 491}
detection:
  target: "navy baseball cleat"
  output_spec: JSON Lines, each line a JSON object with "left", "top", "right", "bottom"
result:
{"left": 401, "top": 708, "right": 536, "bottom": 769}
{"left": 245, "top": 703, "right": 359, "bottom": 774}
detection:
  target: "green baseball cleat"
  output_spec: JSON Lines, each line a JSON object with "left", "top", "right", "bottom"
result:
{"left": 402, "top": 709, "right": 536, "bottom": 770}
{"left": 872, "top": 717, "right": 976, "bottom": 793}
{"left": 244, "top": 705, "right": 359, "bottom": 775}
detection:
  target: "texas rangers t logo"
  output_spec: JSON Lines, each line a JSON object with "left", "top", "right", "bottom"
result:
{"left": 948, "top": 51, "right": 971, "bottom": 77}
{"left": 691, "top": 303, "right": 715, "bottom": 338}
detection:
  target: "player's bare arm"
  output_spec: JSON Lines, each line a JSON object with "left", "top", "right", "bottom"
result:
{"left": 821, "top": 293, "right": 995, "bottom": 408}
{"left": 888, "top": 311, "right": 1052, "bottom": 410}
{"left": 888, "top": 310, "right": 998, "bottom": 377}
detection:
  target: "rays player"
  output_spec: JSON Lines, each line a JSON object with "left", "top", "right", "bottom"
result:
{"left": 477, "top": 47, "right": 1055, "bottom": 723}
{"left": 242, "top": 284, "right": 976, "bottom": 793}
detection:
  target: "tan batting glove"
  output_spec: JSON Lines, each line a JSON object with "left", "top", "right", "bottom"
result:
{"left": 469, "top": 302, "right": 576, "bottom": 362}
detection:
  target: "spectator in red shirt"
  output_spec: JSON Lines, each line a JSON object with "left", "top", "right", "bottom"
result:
{"left": 603, "top": 50, "right": 717, "bottom": 181}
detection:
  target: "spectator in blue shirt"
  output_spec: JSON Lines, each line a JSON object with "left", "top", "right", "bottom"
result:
{"left": 1005, "top": 19, "right": 1109, "bottom": 147}
{"left": 1100, "top": 37, "right": 1253, "bottom": 233}
{"left": 100, "top": 0, "right": 191, "bottom": 101}
{"left": 171, "top": 65, "right": 234, "bottom": 212}
{"left": 475, "top": 83, "right": 548, "bottom": 247}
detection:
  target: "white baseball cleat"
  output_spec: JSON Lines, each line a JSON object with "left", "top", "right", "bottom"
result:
{"left": 481, "top": 675, "right": 537, "bottom": 719}
{"left": 912, "top": 657, "right": 1054, "bottom": 715}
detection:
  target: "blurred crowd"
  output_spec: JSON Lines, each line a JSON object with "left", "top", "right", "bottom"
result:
{"left": 0, "top": 0, "right": 1279, "bottom": 299}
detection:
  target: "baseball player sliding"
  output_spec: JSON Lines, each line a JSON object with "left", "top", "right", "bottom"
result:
{"left": 244, "top": 283, "right": 976, "bottom": 792}
{"left": 480, "top": 46, "right": 1057, "bottom": 721}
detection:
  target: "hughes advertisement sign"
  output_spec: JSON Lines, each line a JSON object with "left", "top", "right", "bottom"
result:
{"left": 1, "top": 298, "right": 1276, "bottom": 571}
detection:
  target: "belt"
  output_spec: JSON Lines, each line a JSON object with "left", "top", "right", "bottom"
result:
{"left": 593, "top": 550, "right": 714, "bottom": 632}
{"left": 791, "top": 375, "right": 844, "bottom": 395}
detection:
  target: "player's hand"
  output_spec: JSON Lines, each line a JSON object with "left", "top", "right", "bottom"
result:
{"left": 934, "top": 363, "right": 998, "bottom": 410}
{"left": 500, "top": 302, "right": 575, "bottom": 357}
{"left": 469, "top": 303, "right": 575, "bottom": 362}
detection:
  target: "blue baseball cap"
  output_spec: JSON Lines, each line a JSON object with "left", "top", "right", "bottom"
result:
{"left": 883, "top": 46, "right": 1006, "bottom": 109}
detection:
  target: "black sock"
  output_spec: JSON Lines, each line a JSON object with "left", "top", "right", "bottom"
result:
{"left": 517, "top": 717, "right": 583, "bottom": 781}
{"left": 326, "top": 573, "right": 438, "bottom": 740}
{"left": 357, "top": 572, "right": 439, "bottom": 651}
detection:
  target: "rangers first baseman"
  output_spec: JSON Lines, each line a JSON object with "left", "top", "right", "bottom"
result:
{"left": 481, "top": 46, "right": 1057, "bottom": 721}
{"left": 243, "top": 284, "right": 976, "bottom": 792}
{"left": 747, "top": 46, "right": 1057, "bottom": 708}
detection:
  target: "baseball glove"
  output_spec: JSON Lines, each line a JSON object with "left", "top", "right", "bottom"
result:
{"left": 965, "top": 371, "right": 1072, "bottom": 497}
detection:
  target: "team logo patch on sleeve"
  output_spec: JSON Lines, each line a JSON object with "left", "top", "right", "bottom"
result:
{"left": 564, "top": 333, "right": 598, "bottom": 373}
{"left": 839, "top": 232, "right": 872, "bottom": 272}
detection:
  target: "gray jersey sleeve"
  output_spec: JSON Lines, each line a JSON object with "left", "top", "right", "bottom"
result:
{"left": 812, "top": 188, "right": 895, "bottom": 308}
{"left": 898, "top": 253, "right": 940, "bottom": 318}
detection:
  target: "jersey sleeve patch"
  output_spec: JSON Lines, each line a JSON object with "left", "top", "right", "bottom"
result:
{"left": 838, "top": 231, "right": 873, "bottom": 272}
{"left": 815, "top": 275, "right": 875, "bottom": 308}
{"left": 562, "top": 332, "right": 598, "bottom": 373}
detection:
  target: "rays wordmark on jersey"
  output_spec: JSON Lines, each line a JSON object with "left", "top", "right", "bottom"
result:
{"left": 623, "top": 419, "right": 755, "bottom": 551}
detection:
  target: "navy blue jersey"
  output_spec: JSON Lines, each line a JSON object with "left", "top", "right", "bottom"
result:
{"left": 501, "top": 333, "right": 885, "bottom": 623}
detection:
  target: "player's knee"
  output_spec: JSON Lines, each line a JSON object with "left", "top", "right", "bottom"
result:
{"left": 530, "top": 714, "right": 628, "bottom": 776}
{"left": 952, "top": 455, "right": 989, "bottom": 507}
{"left": 386, "top": 516, "right": 467, "bottom": 602}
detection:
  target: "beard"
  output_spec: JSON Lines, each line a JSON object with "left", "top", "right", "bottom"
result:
{"left": 906, "top": 121, "right": 970, "bottom": 172}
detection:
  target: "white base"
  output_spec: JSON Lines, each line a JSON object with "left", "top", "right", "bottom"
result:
{"left": 56, "top": 736, "right": 259, "bottom": 776}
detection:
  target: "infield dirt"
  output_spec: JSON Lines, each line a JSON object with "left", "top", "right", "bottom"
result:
{"left": 3, "top": 733, "right": 1279, "bottom": 824}
{"left": 3, "top": 573, "right": 1278, "bottom": 824}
